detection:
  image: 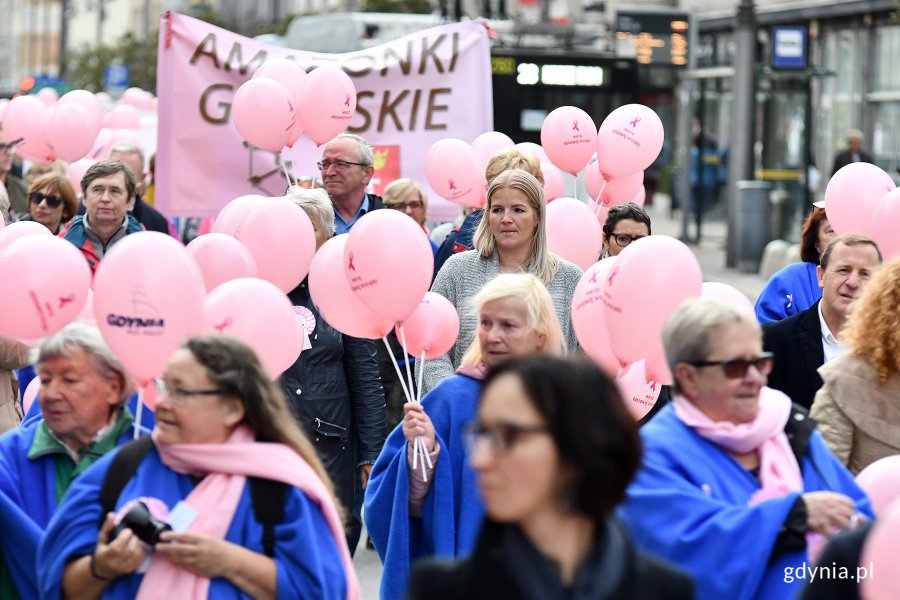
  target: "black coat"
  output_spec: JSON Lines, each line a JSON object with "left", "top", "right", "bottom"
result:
{"left": 407, "top": 520, "right": 693, "bottom": 600}
{"left": 831, "top": 150, "right": 874, "bottom": 177}
{"left": 762, "top": 301, "right": 825, "bottom": 410}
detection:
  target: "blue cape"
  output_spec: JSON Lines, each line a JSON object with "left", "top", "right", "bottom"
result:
{"left": 37, "top": 443, "right": 347, "bottom": 599}
{"left": 755, "top": 262, "right": 822, "bottom": 324}
{"left": 619, "top": 404, "right": 872, "bottom": 600}
{"left": 364, "top": 374, "right": 484, "bottom": 600}
{"left": 0, "top": 417, "right": 143, "bottom": 598}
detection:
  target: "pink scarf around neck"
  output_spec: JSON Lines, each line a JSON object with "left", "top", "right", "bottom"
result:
{"left": 673, "top": 386, "right": 803, "bottom": 504}
{"left": 455, "top": 362, "right": 488, "bottom": 380}
{"left": 136, "top": 425, "right": 359, "bottom": 600}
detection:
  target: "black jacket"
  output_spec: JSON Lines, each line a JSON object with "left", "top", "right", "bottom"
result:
{"left": 831, "top": 150, "right": 873, "bottom": 177}
{"left": 762, "top": 300, "right": 825, "bottom": 410}
{"left": 407, "top": 519, "right": 693, "bottom": 600}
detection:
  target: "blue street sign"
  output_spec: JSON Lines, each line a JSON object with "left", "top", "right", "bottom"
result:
{"left": 104, "top": 63, "right": 130, "bottom": 89}
{"left": 772, "top": 26, "right": 807, "bottom": 69}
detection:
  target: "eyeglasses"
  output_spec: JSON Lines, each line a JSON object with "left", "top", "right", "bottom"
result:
{"left": 0, "top": 138, "right": 23, "bottom": 153}
{"left": 611, "top": 233, "right": 647, "bottom": 247}
{"left": 316, "top": 160, "right": 369, "bottom": 172}
{"left": 387, "top": 201, "right": 423, "bottom": 211}
{"left": 684, "top": 352, "right": 775, "bottom": 379}
{"left": 463, "top": 421, "right": 548, "bottom": 455}
{"left": 29, "top": 191, "right": 65, "bottom": 209}
{"left": 155, "top": 378, "right": 228, "bottom": 405}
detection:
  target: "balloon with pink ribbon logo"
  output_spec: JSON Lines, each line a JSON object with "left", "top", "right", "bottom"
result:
{"left": 546, "top": 198, "right": 603, "bottom": 270}
{"left": 344, "top": 210, "right": 434, "bottom": 323}
{"left": 298, "top": 65, "right": 356, "bottom": 145}
{"left": 396, "top": 292, "right": 460, "bottom": 360}
{"left": 203, "top": 277, "right": 302, "bottom": 379}
{"left": 186, "top": 233, "right": 258, "bottom": 292}
{"left": 472, "top": 131, "right": 515, "bottom": 169}
{"left": 615, "top": 360, "right": 661, "bottom": 420}
{"left": 93, "top": 232, "right": 205, "bottom": 384}
{"left": 596, "top": 104, "right": 664, "bottom": 179}
{"left": 0, "top": 235, "right": 91, "bottom": 339}
{"left": 232, "top": 78, "right": 295, "bottom": 153}
{"left": 540, "top": 106, "right": 598, "bottom": 175}
{"left": 825, "top": 163, "right": 895, "bottom": 237}
{"left": 425, "top": 138, "right": 486, "bottom": 209}
{"left": 603, "top": 236, "right": 702, "bottom": 366}
{"left": 308, "top": 235, "right": 394, "bottom": 339}
{"left": 254, "top": 58, "right": 308, "bottom": 147}
{"left": 1, "top": 95, "right": 55, "bottom": 163}
{"left": 871, "top": 188, "right": 900, "bottom": 259}
{"left": 540, "top": 162, "right": 565, "bottom": 202}
{"left": 571, "top": 257, "right": 620, "bottom": 376}
{"left": 48, "top": 103, "right": 101, "bottom": 162}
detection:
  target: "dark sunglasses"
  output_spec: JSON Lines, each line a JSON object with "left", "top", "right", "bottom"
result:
{"left": 684, "top": 352, "right": 775, "bottom": 379}
{"left": 29, "top": 191, "right": 65, "bottom": 209}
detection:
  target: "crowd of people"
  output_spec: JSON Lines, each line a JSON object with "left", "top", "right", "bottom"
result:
{"left": 0, "top": 124, "right": 897, "bottom": 600}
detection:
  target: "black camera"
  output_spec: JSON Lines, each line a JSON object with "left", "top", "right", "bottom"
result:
{"left": 108, "top": 501, "right": 172, "bottom": 546}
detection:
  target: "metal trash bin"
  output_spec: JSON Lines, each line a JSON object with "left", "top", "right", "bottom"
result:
{"left": 769, "top": 189, "right": 791, "bottom": 242}
{"left": 735, "top": 181, "right": 772, "bottom": 274}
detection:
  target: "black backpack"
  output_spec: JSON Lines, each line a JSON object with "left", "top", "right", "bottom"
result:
{"left": 98, "top": 436, "right": 286, "bottom": 557}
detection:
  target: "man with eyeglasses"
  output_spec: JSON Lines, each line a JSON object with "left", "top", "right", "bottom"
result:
{"left": 0, "top": 127, "right": 28, "bottom": 222}
{"left": 59, "top": 159, "right": 144, "bottom": 274}
{"left": 763, "top": 234, "right": 883, "bottom": 410}
{"left": 317, "top": 133, "right": 384, "bottom": 235}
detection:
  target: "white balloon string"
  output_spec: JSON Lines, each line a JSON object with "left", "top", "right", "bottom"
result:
{"left": 134, "top": 385, "right": 144, "bottom": 440}
{"left": 593, "top": 180, "right": 608, "bottom": 217}
{"left": 382, "top": 336, "right": 419, "bottom": 469}
{"left": 398, "top": 324, "right": 417, "bottom": 408}
{"left": 415, "top": 350, "right": 425, "bottom": 405}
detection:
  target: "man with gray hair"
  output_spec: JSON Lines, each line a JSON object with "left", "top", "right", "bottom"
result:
{"left": 831, "top": 129, "right": 873, "bottom": 176}
{"left": 0, "top": 323, "right": 145, "bottom": 598}
{"left": 317, "top": 133, "right": 384, "bottom": 234}
{"left": 60, "top": 159, "right": 144, "bottom": 274}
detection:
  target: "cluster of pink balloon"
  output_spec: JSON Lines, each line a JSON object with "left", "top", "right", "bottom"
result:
{"left": 824, "top": 162, "right": 900, "bottom": 259}
{"left": 0, "top": 87, "right": 154, "bottom": 165}
{"left": 853, "top": 456, "right": 900, "bottom": 599}
{"left": 232, "top": 59, "right": 357, "bottom": 151}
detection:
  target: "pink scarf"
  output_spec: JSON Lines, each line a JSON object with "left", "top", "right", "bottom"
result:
{"left": 673, "top": 386, "right": 803, "bottom": 504}
{"left": 135, "top": 425, "right": 359, "bottom": 600}
{"left": 455, "top": 363, "right": 488, "bottom": 380}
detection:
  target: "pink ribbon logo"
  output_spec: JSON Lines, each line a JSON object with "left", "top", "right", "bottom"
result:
{"left": 649, "top": 381, "right": 657, "bottom": 392}
{"left": 448, "top": 179, "right": 457, "bottom": 191}
{"left": 344, "top": 94, "right": 350, "bottom": 107}
{"left": 588, "top": 270, "right": 599, "bottom": 285}
{"left": 572, "top": 120, "right": 580, "bottom": 132}
{"left": 348, "top": 252, "right": 356, "bottom": 272}
{"left": 629, "top": 117, "right": 641, "bottom": 128}
{"left": 213, "top": 316, "right": 234, "bottom": 333}
{"left": 58, "top": 294, "right": 75, "bottom": 309}
{"left": 607, "top": 265, "right": 620, "bottom": 288}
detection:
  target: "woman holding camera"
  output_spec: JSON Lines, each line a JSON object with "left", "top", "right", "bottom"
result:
{"left": 38, "top": 336, "right": 357, "bottom": 600}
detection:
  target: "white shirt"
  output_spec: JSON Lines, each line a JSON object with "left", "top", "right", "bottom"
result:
{"left": 818, "top": 301, "right": 847, "bottom": 363}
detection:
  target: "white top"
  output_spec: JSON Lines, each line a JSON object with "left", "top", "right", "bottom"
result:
{"left": 818, "top": 300, "right": 847, "bottom": 364}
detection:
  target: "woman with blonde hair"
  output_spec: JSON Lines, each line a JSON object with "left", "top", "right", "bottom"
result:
{"left": 422, "top": 169, "right": 581, "bottom": 393}
{"left": 366, "top": 273, "right": 565, "bottom": 600}
{"left": 812, "top": 257, "right": 900, "bottom": 474}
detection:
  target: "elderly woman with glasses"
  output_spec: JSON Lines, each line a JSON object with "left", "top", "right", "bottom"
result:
{"left": 38, "top": 336, "right": 356, "bottom": 600}
{"left": 601, "top": 202, "right": 651, "bottom": 258}
{"left": 366, "top": 273, "right": 566, "bottom": 600}
{"left": 408, "top": 355, "right": 693, "bottom": 600}
{"left": 620, "top": 298, "right": 871, "bottom": 600}
{"left": 383, "top": 178, "right": 438, "bottom": 255}
{"left": 18, "top": 173, "right": 78, "bottom": 234}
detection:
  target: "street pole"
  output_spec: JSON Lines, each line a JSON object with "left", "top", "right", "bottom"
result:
{"left": 59, "top": 0, "right": 69, "bottom": 77}
{"left": 725, "top": 0, "right": 756, "bottom": 267}
{"left": 677, "top": 11, "right": 697, "bottom": 243}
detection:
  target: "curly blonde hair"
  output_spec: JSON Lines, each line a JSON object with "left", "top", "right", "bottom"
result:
{"left": 843, "top": 258, "right": 900, "bottom": 383}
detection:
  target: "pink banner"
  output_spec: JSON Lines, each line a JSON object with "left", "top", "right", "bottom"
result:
{"left": 155, "top": 12, "right": 493, "bottom": 222}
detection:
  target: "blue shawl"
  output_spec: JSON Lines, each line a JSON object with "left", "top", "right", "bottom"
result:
{"left": 755, "top": 262, "right": 822, "bottom": 323}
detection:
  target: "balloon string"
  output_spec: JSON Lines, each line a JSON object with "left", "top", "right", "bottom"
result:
{"left": 279, "top": 154, "right": 293, "bottom": 187}
{"left": 398, "top": 324, "right": 417, "bottom": 405}
{"left": 398, "top": 325, "right": 431, "bottom": 476}
{"left": 593, "top": 180, "right": 608, "bottom": 217}
{"left": 381, "top": 336, "right": 425, "bottom": 476}
{"left": 134, "top": 384, "right": 144, "bottom": 440}
{"left": 415, "top": 350, "right": 425, "bottom": 405}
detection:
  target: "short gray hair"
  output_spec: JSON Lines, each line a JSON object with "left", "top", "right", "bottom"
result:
{"left": 327, "top": 133, "right": 374, "bottom": 166}
{"left": 108, "top": 143, "right": 145, "bottom": 165}
{"left": 37, "top": 323, "right": 133, "bottom": 404}
{"left": 662, "top": 298, "right": 760, "bottom": 391}
{"left": 284, "top": 186, "right": 335, "bottom": 237}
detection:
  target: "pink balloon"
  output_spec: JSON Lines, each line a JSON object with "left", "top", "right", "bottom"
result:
{"left": 87, "top": 128, "right": 113, "bottom": 161}
{"left": 0, "top": 99, "right": 9, "bottom": 122}
{"left": 571, "top": 257, "right": 620, "bottom": 376}
{"left": 471, "top": 131, "right": 514, "bottom": 168}
{"left": 298, "top": 66, "right": 356, "bottom": 145}
{"left": 48, "top": 104, "right": 101, "bottom": 162}
{"left": 601, "top": 171, "right": 644, "bottom": 206}
{"left": 825, "top": 163, "right": 895, "bottom": 236}
{"left": 604, "top": 236, "right": 703, "bottom": 365}
{"left": 631, "top": 186, "right": 646, "bottom": 207}
{"left": 546, "top": 197, "right": 603, "bottom": 270}
{"left": 212, "top": 195, "right": 266, "bottom": 236}
{"left": 0, "top": 221, "right": 52, "bottom": 253}
{"left": 515, "top": 142, "right": 549, "bottom": 163}
{"left": 0, "top": 211, "right": 4, "bottom": 230}
{"left": 107, "top": 129, "right": 142, "bottom": 150}
{"left": 104, "top": 104, "right": 141, "bottom": 129}
{"left": 308, "top": 235, "right": 394, "bottom": 339}
{"left": 186, "top": 233, "right": 258, "bottom": 291}
{"left": 254, "top": 59, "right": 308, "bottom": 147}
{"left": 860, "top": 499, "right": 900, "bottom": 600}
{"left": 0, "top": 236, "right": 91, "bottom": 339}
{"left": 540, "top": 162, "right": 565, "bottom": 202}
{"left": 597, "top": 104, "right": 664, "bottom": 179}
{"left": 78, "top": 288, "right": 96, "bottom": 325}
{"left": 540, "top": 106, "right": 598, "bottom": 175}
{"left": 395, "top": 292, "right": 460, "bottom": 360}
{"left": 425, "top": 138, "right": 486, "bottom": 208}
{"left": 36, "top": 87, "right": 59, "bottom": 106}
{"left": 345, "top": 210, "right": 434, "bottom": 323}
{"left": 1, "top": 95, "right": 55, "bottom": 162}
{"left": 584, "top": 154, "right": 603, "bottom": 200}
{"left": 615, "top": 360, "right": 662, "bottom": 420}
{"left": 855, "top": 456, "right": 900, "bottom": 516}
{"left": 233, "top": 198, "right": 316, "bottom": 292}
{"left": 67, "top": 159, "right": 97, "bottom": 193}
{"left": 119, "top": 88, "right": 149, "bottom": 109}
{"left": 871, "top": 189, "right": 900, "bottom": 259}
{"left": 701, "top": 282, "right": 755, "bottom": 316}
{"left": 22, "top": 376, "right": 40, "bottom": 414}
{"left": 644, "top": 346, "right": 672, "bottom": 385}
{"left": 59, "top": 90, "right": 103, "bottom": 132}
{"left": 93, "top": 232, "right": 205, "bottom": 383}
{"left": 232, "top": 78, "right": 295, "bottom": 152}
{"left": 203, "top": 278, "right": 301, "bottom": 379}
